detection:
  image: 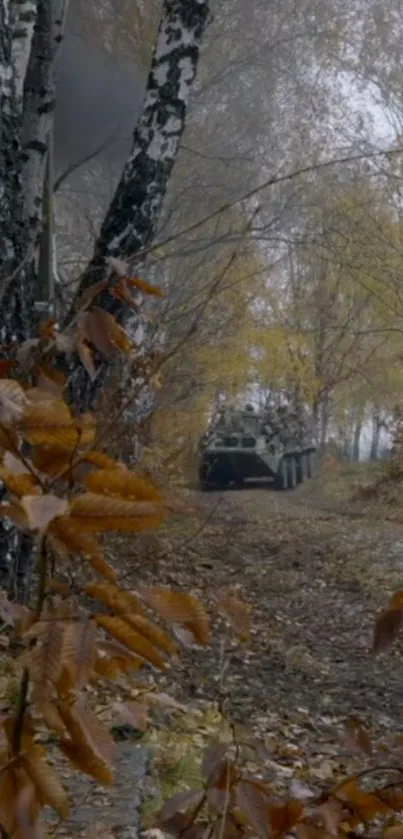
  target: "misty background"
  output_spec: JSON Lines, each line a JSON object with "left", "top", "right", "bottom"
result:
{"left": 52, "top": 0, "right": 403, "bottom": 462}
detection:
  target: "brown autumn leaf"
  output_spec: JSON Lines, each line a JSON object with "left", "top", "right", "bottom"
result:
{"left": 269, "top": 800, "right": 304, "bottom": 837}
{"left": 23, "top": 745, "right": 69, "bottom": 819}
{"left": 0, "top": 424, "right": 19, "bottom": 454}
{"left": 216, "top": 590, "right": 251, "bottom": 640}
{"left": 86, "top": 554, "right": 117, "bottom": 583}
{"left": 84, "top": 581, "right": 141, "bottom": 615}
{"left": 297, "top": 825, "right": 333, "bottom": 839}
{"left": 19, "top": 399, "right": 80, "bottom": 452}
{"left": 158, "top": 789, "right": 204, "bottom": 827}
{"left": 82, "top": 308, "right": 131, "bottom": 359}
{"left": 95, "top": 615, "right": 166, "bottom": 669}
{"left": 47, "top": 516, "right": 102, "bottom": 559}
{"left": 2, "top": 712, "right": 36, "bottom": 754}
{"left": 82, "top": 450, "right": 124, "bottom": 470}
{"left": 344, "top": 718, "right": 372, "bottom": 757}
{"left": 48, "top": 577, "right": 71, "bottom": 600}
{"left": 14, "top": 780, "right": 43, "bottom": 839}
{"left": 335, "top": 778, "right": 391, "bottom": 821}
{"left": 111, "top": 278, "right": 140, "bottom": 311}
{"left": 77, "top": 411, "right": 96, "bottom": 444}
{"left": 86, "top": 582, "right": 175, "bottom": 654}
{"left": 25, "top": 386, "right": 63, "bottom": 404}
{"left": 99, "top": 638, "right": 145, "bottom": 659}
{"left": 236, "top": 779, "right": 270, "bottom": 839}
{"left": 0, "top": 379, "right": 27, "bottom": 424}
{"left": 379, "top": 789, "right": 403, "bottom": 810}
{"left": 0, "top": 359, "right": 14, "bottom": 376}
{"left": 317, "top": 798, "right": 346, "bottom": 836}
{"left": 21, "top": 494, "right": 68, "bottom": 533}
{"left": 63, "top": 619, "right": 97, "bottom": 691}
{"left": 69, "top": 492, "right": 164, "bottom": 532}
{"left": 384, "top": 827, "right": 403, "bottom": 839}
{"left": 94, "top": 653, "right": 143, "bottom": 679}
{"left": 55, "top": 664, "right": 76, "bottom": 699}
{"left": 58, "top": 739, "right": 114, "bottom": 785}
{"left": 155, "top": 813, "right": 198, "bottom": 839}
{"left": 125, "top": 613, "right": 177, "bottom": 655}
{"left": 374, "top": 606, "right": 403, "bottom": 653}
{"left": 388, "top": 591, "right": 403, "bottom": 610}
{"left": 58, "top": 699, "right": 116, "bottom": 770}
{"left": 75, "top": 280, "right": 108, "bottom": 310}
{"left": 0, "top": 468, "right": 40, "bottom": 499}
{"left": 36, "top": 701, "right": 66, "bottom": 737}
{"left": 82, "top": 467, "right": 163, "bottom": 501}
{"left": 112, "top": 700, "right": 149, "bottom": 732}
{"left": 0, "top": 768, "right": 28, "bottom": 835}
{"left": 36, "top": 366, "right": 66, "bottom": 395}
{"left": 26, "top": 620, "right": 66, "bottom": 689}
{"left": 141, "top": 587, "right": 210, "bottom": 645}
{"left": 22, "top": 619, "right": 48, "bottom": 641}
{"left": 38, "top": 319, "right": 56, "bottom": 339}
{"left": 0, "top": 500, "right": 29, "bottom": 529}
{"left": 126, "top": 275, "right": 164, "bottom": 297}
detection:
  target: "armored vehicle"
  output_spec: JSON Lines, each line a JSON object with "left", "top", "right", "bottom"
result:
{"left": 198, "top": 403, "right": 317, "bottom": 491}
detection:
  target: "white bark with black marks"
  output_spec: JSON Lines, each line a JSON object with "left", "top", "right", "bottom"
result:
{"left": 68, "top": 0, "right": 211, "bottom": 411}
{"left": 0, "top": 0, "right": 68, "bottom": 599}
{"left": 12, "top": 0, "right": 37, "bottom": 106}
{"left": 22, "top": 0, "right": 69, "bottom": 245}
{"left": 1, "top": 1, "right": 18, "bottom": 270}
{"left": 81, "top": 0, "right": 211, "bottom": 282}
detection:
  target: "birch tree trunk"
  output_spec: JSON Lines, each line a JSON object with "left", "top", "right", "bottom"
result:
{"left": 0, "top": 0, "right": 68, "bottom": 599}
{"left": 68, "top": 0, "right": 211, "bottom": 410}
{"left": 0, "top": 0, "right": 210, "bottom": 592}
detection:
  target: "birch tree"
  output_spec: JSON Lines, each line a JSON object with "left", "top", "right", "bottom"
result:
{"left": 63, "top": 0, "right": 210, "bottom": 410}
{"left": 0, "top": 0, "right": 210, "bottom": 595}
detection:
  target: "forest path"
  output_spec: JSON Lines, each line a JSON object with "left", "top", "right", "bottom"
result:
{"left": 53, "top": 467, "right": 403, "bottom": 834}
{"left": 145, "top": 471, "right": 403, "bottom": 756}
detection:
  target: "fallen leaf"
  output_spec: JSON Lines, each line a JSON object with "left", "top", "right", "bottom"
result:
{"left": 344, "top": 718, "right": 372, "bottom": 757}
{"left": 374, "top": 607, "right": 403, "bottom": 653}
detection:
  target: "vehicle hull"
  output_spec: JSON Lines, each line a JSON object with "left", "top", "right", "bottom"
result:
{"left": 199, "top": 445, "right": 317, "bottom": 490}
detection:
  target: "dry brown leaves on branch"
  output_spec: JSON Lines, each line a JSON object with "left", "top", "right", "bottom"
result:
{"left": 0, "top": 364, "right": 214, "bottom": 837}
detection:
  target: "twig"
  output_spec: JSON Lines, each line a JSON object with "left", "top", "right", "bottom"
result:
{"left": 53, "top": 130, "right": 125, "bottom": 193}
{"left": 12, "top": 536, "right": 48, "bottom": 756}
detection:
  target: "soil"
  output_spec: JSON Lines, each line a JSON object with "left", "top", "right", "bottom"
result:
{"left": 133, "top": 476, "right": 403, "bottom": 726}
{"left": 49, "top": 466, "right": 403, "bottom": 833}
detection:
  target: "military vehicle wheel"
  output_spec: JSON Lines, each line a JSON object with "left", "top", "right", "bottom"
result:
{"left": 199, "top": 465, "right": 215, "bottom": 491}
{"left": 306, "top": 451, "right": 318, "bottom": 479}
{"left": 297, "top": 453, "right": 307, "bottom": 483}
{"left": 275, "top": 458, "right": 288, "bottom": 490}
{"left": 287, "top": 456, "right": 297, "bottom": 489}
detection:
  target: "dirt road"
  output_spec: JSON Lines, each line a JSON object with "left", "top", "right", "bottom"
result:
{"left": 59, "top": 470, "right": 403, "bottom": 829}
{"left": 136, "top": 473, "right": 403, "bottom": 755}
